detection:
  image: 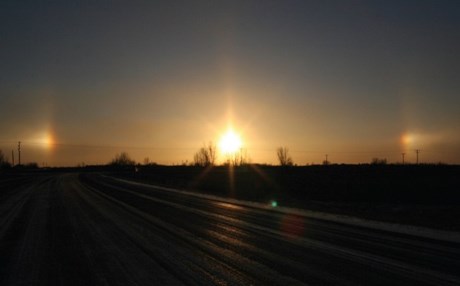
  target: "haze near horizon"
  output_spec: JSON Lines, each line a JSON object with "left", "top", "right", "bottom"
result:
{"left": 1, "top": 0, "right": 459, "bottom": 166}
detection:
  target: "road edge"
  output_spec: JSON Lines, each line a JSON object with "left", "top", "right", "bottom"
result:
{"left": 106, "top": 175, "right": 460, "bottom": 244}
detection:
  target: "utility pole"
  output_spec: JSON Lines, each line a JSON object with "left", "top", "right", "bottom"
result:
{"left": 18, "top": 141, "right": 21, "bottom": 166}
{"left": 11, "top": 150, "right": 15, "bottom": 166}
{"left": 415, "top": 149, "right": 420, "bottom": 164}
{"left": 401, "top": 152, "right": 405, "bottom": 165}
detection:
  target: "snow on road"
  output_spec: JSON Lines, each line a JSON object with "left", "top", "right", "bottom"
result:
{"left": 1, "top": 172, "right": 459, "bottom": 285}
{"left": 112, "top": 175, "right": 460, "bottom": 243}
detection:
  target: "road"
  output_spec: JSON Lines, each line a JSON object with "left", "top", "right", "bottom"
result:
{"left": 1, "top": 172, "right": 459, "bottom": 285}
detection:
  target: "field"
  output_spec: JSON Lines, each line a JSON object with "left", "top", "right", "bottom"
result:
{"left": 114, "top": 164, "right": 460, "bottom": 230}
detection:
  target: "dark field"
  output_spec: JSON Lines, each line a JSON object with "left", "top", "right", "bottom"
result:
{"left": 115, "top": 164, "right": 460, "bottom": 231}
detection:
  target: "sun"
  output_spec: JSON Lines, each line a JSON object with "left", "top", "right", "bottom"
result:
{"left": 219, "top": 129, "right": 242, "bottom": 155}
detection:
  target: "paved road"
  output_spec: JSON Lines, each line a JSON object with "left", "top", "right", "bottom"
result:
{"left": 1, "top": 173, "right": 459, "bottom": 285}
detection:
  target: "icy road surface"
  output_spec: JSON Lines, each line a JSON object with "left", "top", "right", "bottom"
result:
{"left": 1, "top": 173, "right": 459, "bottom": 285}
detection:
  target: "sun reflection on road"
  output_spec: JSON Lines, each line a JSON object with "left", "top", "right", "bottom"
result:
{"left": 215, "top": 202, "right": 243, "bottom": 210}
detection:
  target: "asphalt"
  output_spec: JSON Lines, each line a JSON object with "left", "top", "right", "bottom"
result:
{"left": 1, "top": 172, "right": 459, "bottom": 285}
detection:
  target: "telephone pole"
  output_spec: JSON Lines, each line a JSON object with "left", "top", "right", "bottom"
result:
{"left": 401, "top": 152, "right": 405, "bottom": 164}
{"left": 415, "top": 149, "right": 420, "bottom": 164}
{"left": 11, "top": 150, "right": 14, "bottom": 166}
{"left": 18, "top": 141, "right": 21, "bottom": 166}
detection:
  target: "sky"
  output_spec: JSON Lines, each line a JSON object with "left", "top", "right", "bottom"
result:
{"left": 1, "top": 0, "right": 460, "bottom": 166}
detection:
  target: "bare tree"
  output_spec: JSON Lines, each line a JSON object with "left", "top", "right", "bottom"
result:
{"left": 206, "top": 142, "right": 216, "bottom": 165}
{"left": 0, "top": 150, "right": 5, "bottom": 165}
{"left": 110, "top": 152, "right": 135, "bottom": 166}
{"left": 226, "top": 148, "right": 249, "bottom": 166}
{"left": 0, "top": 150, "right": 11, "bottom": 168}
{"left": 193, "top": 142, "right": 216, "bottom": 167}
{"left": 277, "top": 147, "right": 293, "bottom": 166}
{"left": 371, "top": 157, "right": 387, "bottom": 165}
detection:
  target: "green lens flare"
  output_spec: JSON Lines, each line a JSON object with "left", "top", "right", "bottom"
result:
{"left": 271, "top": 201, "right": 278, "bottom": 207}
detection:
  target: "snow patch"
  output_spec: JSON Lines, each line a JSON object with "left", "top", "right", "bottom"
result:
{"left": 110, "top": 176, "right": 460, "bottom": 244}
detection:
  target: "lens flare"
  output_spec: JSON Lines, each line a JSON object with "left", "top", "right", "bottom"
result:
{"left": 280, "top": 214, "right": 306, "bottom": 239}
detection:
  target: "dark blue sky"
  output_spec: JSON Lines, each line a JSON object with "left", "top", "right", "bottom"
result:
{"left": 1, "top": 0, "right": 459, "bottom": 165}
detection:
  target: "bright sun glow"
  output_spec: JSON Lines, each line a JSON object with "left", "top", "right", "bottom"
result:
{"left": 219, "top": 129, "right": 242, "bottom": 155}
{"left": 42, "top": 134, "right": 54, "bottom": 150}
{"left": 32, "top": 131, "right": 54, "bottom": 150}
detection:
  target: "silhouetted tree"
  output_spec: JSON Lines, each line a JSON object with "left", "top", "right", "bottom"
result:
{"left": 0, "top": 150, "right": 10, "bottom": 168}
{"left": 110, "top": 152, "right": 135, "bottom": 166}
{"left": 25, "top": 162, "right": 39, "bottom": 169}
{"left": 226, "top": 148, "right": 249, "bottom": 166}
{"left": 371, "top": 158, "right": 387, "bottom": 165}
{"left": 277, "top": 147, "right": 293, "bottom": 166}
{"left": 193, "top": 142, "right": 216, "bottom": 167}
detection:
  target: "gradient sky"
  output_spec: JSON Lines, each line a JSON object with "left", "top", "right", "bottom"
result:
{"left": 1, "top": 0, "right": 460, "bottom": 166}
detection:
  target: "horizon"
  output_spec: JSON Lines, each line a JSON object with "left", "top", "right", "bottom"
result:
{"left": 1, "top": 144, "right": 457, "bottom": 168}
